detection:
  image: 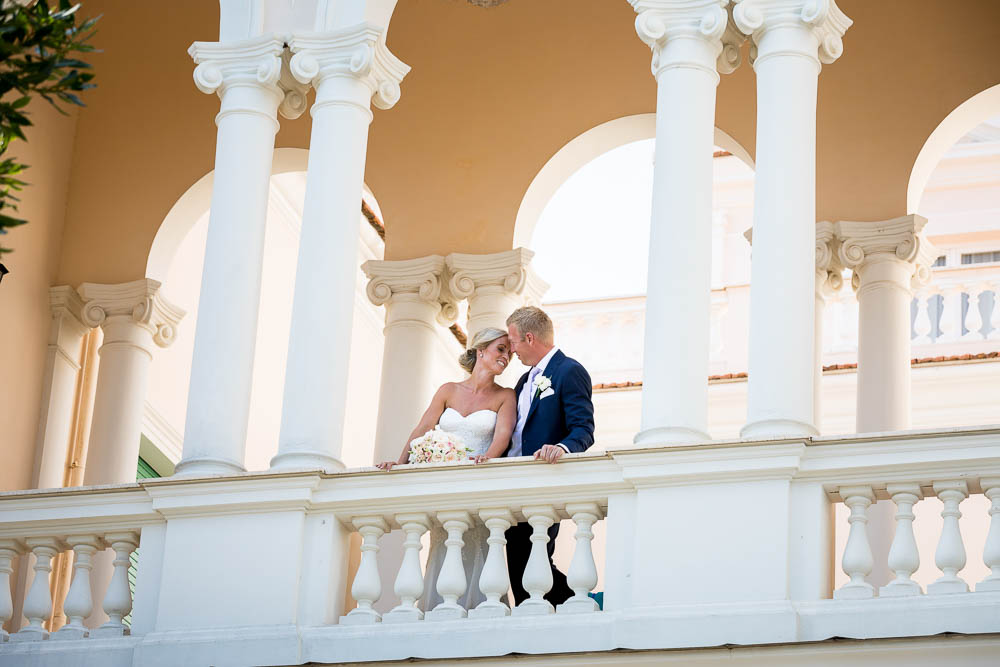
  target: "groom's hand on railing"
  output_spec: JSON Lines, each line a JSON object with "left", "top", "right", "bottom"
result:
{"left": 534, "top": 444, "right": 565, "bottom": 464}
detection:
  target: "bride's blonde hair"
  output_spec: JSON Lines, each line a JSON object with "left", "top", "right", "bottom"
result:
{"left": 459, "top": 327, "right": 507, "bottom": 374}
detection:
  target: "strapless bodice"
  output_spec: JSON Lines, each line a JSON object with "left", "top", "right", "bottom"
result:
{"left": 437, "top": 407, "right": 497, "bottom": 458}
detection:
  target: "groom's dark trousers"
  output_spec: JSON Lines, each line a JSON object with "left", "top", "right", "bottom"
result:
{"left": 505, "top": 522, "right": 573, "bottom": 606}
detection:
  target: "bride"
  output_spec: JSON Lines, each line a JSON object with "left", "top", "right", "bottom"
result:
{"left": 377, "top": 327, "right": 516, "bottom": 611}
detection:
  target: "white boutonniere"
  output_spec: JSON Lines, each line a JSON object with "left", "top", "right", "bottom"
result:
{"left": 533, "top": 375, "right": 552, "bottom": 399}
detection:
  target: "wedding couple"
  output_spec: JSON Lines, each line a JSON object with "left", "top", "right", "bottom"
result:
{"left": 378, "top": 305, "right": 595, "bottom": 612}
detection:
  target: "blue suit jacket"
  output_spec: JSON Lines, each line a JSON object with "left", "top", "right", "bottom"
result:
{"left": 510, "top": 350, "right": 595, "bottom": 457}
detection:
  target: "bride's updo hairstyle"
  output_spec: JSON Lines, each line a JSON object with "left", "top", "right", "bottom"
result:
{"left": 459, "top": 327, "right": 507, "bottom": 374}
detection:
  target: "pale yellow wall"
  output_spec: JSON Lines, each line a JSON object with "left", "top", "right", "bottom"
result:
{"left": 0, "top": 102, "right": 78, "bottom": 491}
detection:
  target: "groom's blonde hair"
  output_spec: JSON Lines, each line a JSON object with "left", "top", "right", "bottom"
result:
{"left": 506, "top": 306, "right": 554, "bottom": 344}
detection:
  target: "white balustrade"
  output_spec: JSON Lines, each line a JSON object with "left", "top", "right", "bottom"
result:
{"left": 341, "top": 517, "right": 388, "bottom": 625}
{"left": 979, "top": 477, "right": 1000, "bottom": 592}
{"left": 469, "top": 508, "right": 514, "bottom": 619}
{"left": 558, "top": 503, "right": 602, "bottom": 614}
{"left": 928, "top": 480, "right": 970, "bottom": 595}
{"left": 92, "top": 533, "right": 139, "bottom": 637}
{"left": 512, "top": 505, "right": 558, "bottom": 616}
{"left": 937, "top": 287, "right": 960, "bottom": 343}
{"left": 879, "top": 484, "right": 922, "bottom": 597}
{"left": 0, "top": 540, "right": 19, "bottom": 642}
{"left": 13, "top": 538, "right": 63, "bottom": 641}
{"left": 833, "top": 486, "right": 875, "bottom": 599}
{"left": 962, "top": 285, "right": 985, "bottom": 340}
{"left": 426, "top": 511, "right": 471, "bottom": 621}
{"left": 53, "top": 536, "right": 102, "bottom": 640}
{"left": 384, "top": 513, "right": 430, "bottom": 623}
{"left": 912, "top": 291, "right": 933, "bottom": 344}
{"left": 989, "top": 286, "right": 1000, "bottom": 340}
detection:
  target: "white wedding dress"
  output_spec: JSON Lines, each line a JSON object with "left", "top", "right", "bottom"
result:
{"left": 420, "top": 407, "right": 504, "bottom": 612}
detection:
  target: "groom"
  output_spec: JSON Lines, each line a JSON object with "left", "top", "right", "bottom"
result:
{"left": 504, "top": 305, "right": 595, "bottom": 607}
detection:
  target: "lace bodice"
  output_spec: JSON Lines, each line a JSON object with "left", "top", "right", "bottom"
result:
{"left": 437, "top": 407, "right": 497, "bottom": 458}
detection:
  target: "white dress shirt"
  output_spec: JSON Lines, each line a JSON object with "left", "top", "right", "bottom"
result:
{"left": 509, "top": 346, "right": 567, "bottom": 457}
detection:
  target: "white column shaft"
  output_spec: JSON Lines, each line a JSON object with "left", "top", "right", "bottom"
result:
{"left": 179, "top": 39, "right": 284, "bottom": 476}
{"left": 743, "top": 28, "right": 820, "bottom": 438}
{"left": 274, "top": 78, "right": 372, "bottom": 470}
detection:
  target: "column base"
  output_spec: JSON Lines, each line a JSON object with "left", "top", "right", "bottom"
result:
{"left": 173, "top": 456, "right": 247, "bottom": 478}
{"left": 269, "top": 451, "right": 345, "bottom": 472}
{"left": 928, "top": 577, "right": 969, "bottom": 595}
{"left": 425, "top": 603, "right": 467, "bottom": 621}
{"left": 557, "top": 595, "right": 599, "bottom": 613}
{"left": 468, "top": 601, "right": 510, "bottom": 618}
{"left": 10, "top": 627, "right": 48, "bottom": 642}
{"left": 832, "top": 581, "right": 874, "bottom": 600}
{"left": 51, "top": 625, "right": 88, "bottom": 640}
{"left": 879, "top": 580, "right": 922, "bottom": 597}
{"left": 339, "top": 608, "right": 381, "bottom": 625}
{"left": 633, "top": 426, "right": 711, "bottom": 448}
{"left": 382, "top": 606, "right": 423, "bottom": 623}
{"left": 511, "top": 598, "right": 554, "bottom": 616}
{"left": 740, "top": 419, "right": 818, "bottom": 440}
{"left": 90, "top": 623, "right": 129, "bottom": 638}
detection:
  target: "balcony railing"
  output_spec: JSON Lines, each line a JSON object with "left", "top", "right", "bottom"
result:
{"left": 1, "top": 426, "right": 1000, "bottom": 665}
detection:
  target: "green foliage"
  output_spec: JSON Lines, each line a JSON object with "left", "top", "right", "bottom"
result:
{"left": 0, "top": 0, "right": 98, "bottom": 254}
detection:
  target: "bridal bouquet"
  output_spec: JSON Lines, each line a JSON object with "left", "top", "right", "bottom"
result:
{"left": 408, "top": 426, "right": 473, "bottom": 464}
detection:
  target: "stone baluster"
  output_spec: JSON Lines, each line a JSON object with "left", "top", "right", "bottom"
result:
{"left": 879, "top": 484, "right": 923, "bottom": 597}
{"left": 937, "top": 286, "right": 960, "bottom": 343}
{"left": 341, "top": 517, "right": 388, "bottom": 624}
{"left": 52, "top": 536, "right": 101, "bottom": 639}
{"left": 928, "top": 480, "right": 969, "bottom": 594}
{"left": 13, "top": 538, "right": 64, "bottom": 641}
{"left": 962, "top": 284, "right": 985, "bottom": 340}
{"left": 988, "top": 284, "right": 1000, "bottom": 340}
{"left": 558, "top": 503, "right": 602, "bottom": 614}
{"left": 833, "top": 486, "right": 875, "bottom": 599}
{"left": 427, "top": 511, "right": 472, "bottom": 621}
{"left": 912, "top": 289, "right": 933, "bottom": 345}
{"left": 89, "top": 533, "right": 138, "bottom": 637}
{"left": 383, "top": 513, "right": 430, "bottom": 623}
{"left": 512, "top": 505, "right": 558, "bottom": 615}
{"left": 978, "top": 477, "right": 1000, "bottom": 591}
{"left": 0, "top": 540, "right": 21, "bottom": 642}
{"left": 470, "top": 508, "right": 515, "bottom": 618}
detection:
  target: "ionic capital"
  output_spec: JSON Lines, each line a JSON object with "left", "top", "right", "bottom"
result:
{"left": 631, "top": 0, "right": 744, "bottom": 76}
{"left": 189, "top": 34, "right": 285, "bottom": 97}
{"left": 289, "top": 23, "right": 410, "bottom": 112}
{"left": 733, "top": 0, "right": 851, "bottom": 65}
{"left": 444, "top": 248, "right": 549, "bottom": 305}
{"left": 815, "top": 220, "right": 844, "bottom": 298}
{"left": 77, "top": 279, "right": 186, "bottom": 348}
{"left": 363, "top": 256, "right": 457, "bottom": 326}
{"left": 836, "top": 215, "right": 939, "bottom": 291}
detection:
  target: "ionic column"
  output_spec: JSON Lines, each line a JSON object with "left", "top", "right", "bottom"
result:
{"left": 32, "top": 287, "right": 89, "bottom": 491}
{"left": 363, "top": 257, "right": 455, "bottom": 464}
{"left": 78, "top": 279, "right": 184, "bottom": 486}
{"left": 837, "top": 215, "right": 937, "bottom": 433}
{"left": 271, "top": 24, "right": 409, "bottom": 471}
{"left": 178, "top": 35, "right": 286, "bottom": 476}
{"left": 446, "top": 248, "right": 548, "bottom": 385}
{"left": 735, "top": 0, "right": 852, "bottom": 438}
{"left": 813, "top": 222, "right": 843, "bottom": 433}
{"left": 629, "top": 0, "right": 743, "bottom": 446}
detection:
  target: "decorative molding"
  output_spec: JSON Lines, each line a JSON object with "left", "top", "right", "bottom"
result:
{"left": 836, "top": 215, "right": 940, "bottom": 289}
{"left": 733, "top": 0, "right": 851, "bottom": 65}
{"left": 362, "top": 256, "right": 456, "bottom": 326}
{"left": 188, "top": 34, "right": 285, "bottom": 97}
{"left": 77, "top": 279, "right": 186, "bottom": 348}
{"left": 630, "top": 0, "right": 744, "bottom": 76}
{"left": 444, "top": 248, "right": 549, "bottom": 304}
{"left": 277, "top": 49, "right": 310, "bottom": 120}
{"left": 815, "top": 220, "right": 844, "bottom": 297}
{"left": 289, "top": 23, "right": 410, "bottom": 112}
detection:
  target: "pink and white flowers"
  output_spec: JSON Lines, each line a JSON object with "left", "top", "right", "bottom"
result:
{"left": 408, "top": 426, "right": 473, "bottom": 464}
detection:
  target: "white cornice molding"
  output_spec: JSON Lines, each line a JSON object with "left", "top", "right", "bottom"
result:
{"left": 445, "top": 248, "right": 549, "bottom": 305}
{"left": 77, "top": 279, "right": 186, "bottom": 348}
{"left": 836, "top": 215, "right": 940, "bottom": 288}
{"left": 630, "top": 0, "right": 744, "bottom": 76}
{"left": 188, "top": 33, "right": 285, "bottom": 96}
{"left": 288, "top": 23, "right": 410, "bottom": 111}
{"left": 733, "top": 0, "right": 851, "bottom": 65}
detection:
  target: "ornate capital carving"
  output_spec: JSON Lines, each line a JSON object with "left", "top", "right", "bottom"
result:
{"left": 733, "top": 0, "right": 851, "bottom": 65}
{"left": 77, "top": 279, "right": 186, "bottom": 348}
{"left": 836, "top": 215, "right": 939, "bottom": 290}
{"left": 277, "top": 49, "right": 310, "bottom": 120}
{"left": 289, "top": 23, "right": 410, "bottom": 111}
{"left": 815, "top": 220, "right": 844, "bottom": 296}
{"left": 630, "top": 0, "right": 745, "bottom": 76}
{"left": 188, "top": 34, "right": 285, "bottom": 97}
{"left": 444, "top": 248, "right": 549, "bottom": 304}
{"left": 362, "top": 256, "right": 456, "bottom": 325}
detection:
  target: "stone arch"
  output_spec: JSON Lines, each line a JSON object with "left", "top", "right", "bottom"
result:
{"left": 907, "top": 83, "right": 1000, "bottom": 215}
{"left": 513, "top": 114, "right": 754, "bottom": 249}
